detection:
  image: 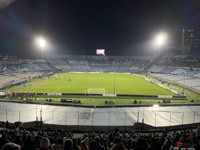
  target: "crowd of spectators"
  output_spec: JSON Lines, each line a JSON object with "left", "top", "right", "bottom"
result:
{"left": 0, "top": 55, "right": 153, "bottom": 73}
{"left": 156, "top": 60, "right": 200, "bottom": 69}
{"left": 1, "top": 54, "right": 200, "bottom": 74}
{"left": 156, "top": 54, "right": 200, "bottom": 69}
{"left": 1, "top": 122, "right": 200, "bottom": 150}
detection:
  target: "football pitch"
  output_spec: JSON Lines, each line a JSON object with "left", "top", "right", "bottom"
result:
{"left": 7, "top": 73, "right": 176, "bottom": 96}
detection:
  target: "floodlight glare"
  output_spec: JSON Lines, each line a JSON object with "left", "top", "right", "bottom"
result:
{"left": 156, "top": 33, "right": 167, "bottom": 46}
{"left": 39, "top": 38, "right": 46, "bottom": 48}
{"left": 36, "top": 37, "right": 46, "bottom": 60}
{"left": 157, "top": 35, "right": 164, "bottom": 45}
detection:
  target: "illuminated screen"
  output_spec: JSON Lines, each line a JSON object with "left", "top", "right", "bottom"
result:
{"left": 96, "top": 49, "right": 105, "bottom": 55}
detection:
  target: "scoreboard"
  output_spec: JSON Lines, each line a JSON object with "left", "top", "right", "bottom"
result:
{"left": 96, "top": 49, "right": 105, "bottom": 55}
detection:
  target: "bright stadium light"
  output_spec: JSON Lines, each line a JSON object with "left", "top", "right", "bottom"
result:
{"left": 36, "top": 37, "right": 46, "bottom": 60}
{"left": 157, "top": 35, "right": 164, "bottom": 45}
{"left": 156, "top": 33, "right": 167, "bottom": 46}
{"left": 39, "top": 38, "right": 46, "bottom": 48}
{"left": 155, "top": 33, "right": 167, "bottom": 55}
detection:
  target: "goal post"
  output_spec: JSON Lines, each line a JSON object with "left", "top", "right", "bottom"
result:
{"left": 88, "top": 88, "right": 105, "bottom": 94}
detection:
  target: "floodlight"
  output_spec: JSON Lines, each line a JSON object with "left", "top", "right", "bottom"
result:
{"left": 154, "top": 33, "right": 168, "bottom": 55}
{"left": 156, "top": 33, "right": 167, "bottom": 46}
{"left": 39, "top": 38, "right": 46, "bottom": 48}
{"left": 35, "top": 36, "right": 47, "bottom": 60}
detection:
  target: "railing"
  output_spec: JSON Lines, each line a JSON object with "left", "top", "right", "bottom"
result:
{"left": 1, "top": 106, "right": 200, "bottom": 127}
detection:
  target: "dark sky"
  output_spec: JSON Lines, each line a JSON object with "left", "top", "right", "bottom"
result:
{"left": 0, "top": 0, "right": 200, "bottom": 58}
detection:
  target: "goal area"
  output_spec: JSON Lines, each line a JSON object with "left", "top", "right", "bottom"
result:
{"left": 88, "top": 88, "right": 105, "bottom": 94}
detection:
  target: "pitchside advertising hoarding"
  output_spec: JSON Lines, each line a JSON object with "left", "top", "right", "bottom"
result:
{"left": 96, "top": 49, "right": 105, "bottom": 55}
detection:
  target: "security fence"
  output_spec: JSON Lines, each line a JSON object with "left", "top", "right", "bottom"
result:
{"left": 0, "top": 104, "right": 200, "bottom": 127}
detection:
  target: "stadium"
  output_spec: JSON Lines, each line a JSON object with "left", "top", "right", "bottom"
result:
{"left": 2, "top": 52, "right": 200, "bottom": 148}
{"left": 1, "top": 53, "right": 200, "bottom": 122}
{"left": 2, "top": 47, "right": 200, "bottom": 150}
{"left": 1, "top": 53, "right": 200, "bottom": 102}
{"left": 1, "top": 1, "right": 200, "bottom": 150}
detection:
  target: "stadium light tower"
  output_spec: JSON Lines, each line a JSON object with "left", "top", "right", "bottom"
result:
{"left": 156, "top": 33, "right": 167, "bottom": 55}
{"left": 38, "top": 37, "right": 46, "bottom": 60}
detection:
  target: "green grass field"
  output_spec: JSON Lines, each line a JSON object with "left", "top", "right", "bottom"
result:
{"left": 7, "top": 73, "right": 176, "bottom": 96}
{"left": 4, "top": 72, "right": 200, "bottom": 105}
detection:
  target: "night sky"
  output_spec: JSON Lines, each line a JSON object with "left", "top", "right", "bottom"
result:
{"left": 0, "top": 0, "right": 200, "bottom": 58}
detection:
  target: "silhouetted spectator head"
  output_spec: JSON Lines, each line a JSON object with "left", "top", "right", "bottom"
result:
{"left": 2, "top": 142, "right": 21, "bottom": 150}
{"left": 80, "top": 137, "right": 89, "bottom": 150}
{"left": 51, "top": 138, "right": 64, "bottom": 150}
{"left": 94, "top": 136, "right": 100, "bottom": 144}
{"left": 72, "top": 137, "right": 80, "bottom": 150}
{"left": 64, "top": 139, "right": 73, "bottom": 150}
{"left": 110, "top": 142, "right": 126, "bottom": 150}
{"left": 40, "top": 137, "right": 50, "bottom": 149}
{"left": 72, "top": 138, "right": 78, "bottom": 145}
{"left": 135, "top": 138, "right": 150, "bottom": 150}
{"left": 128, "top": 139, "right": 136, "bottom": 149}
{"left": 57, "top": 138, "right": 64, "bottom": 145}
{"left": 113, "top": 137, "right": 121, "bottom": 144}
{"left": 89, "top": 140, "right": 98, "bottom": 150}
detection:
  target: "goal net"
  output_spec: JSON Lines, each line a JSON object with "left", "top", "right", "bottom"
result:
{"left": 88, "top": 88, "right": 105, "bottom": 94}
